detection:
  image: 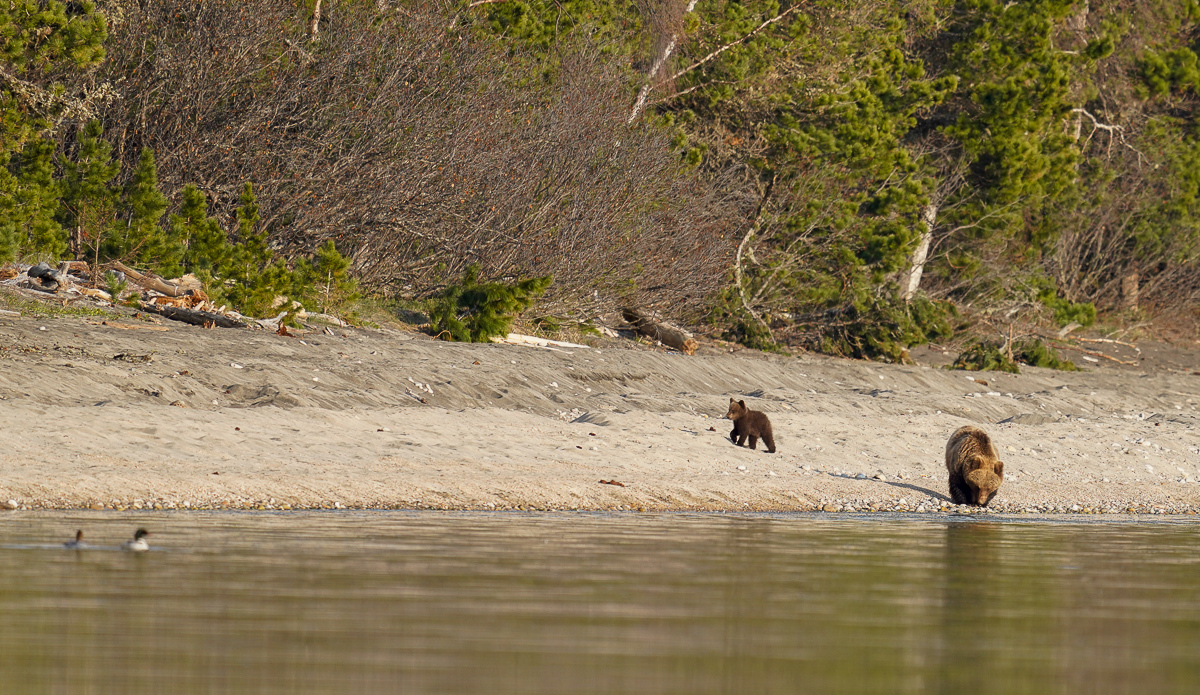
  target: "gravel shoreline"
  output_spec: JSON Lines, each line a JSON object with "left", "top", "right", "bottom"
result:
{"left": 3, "top": 303, "right": 1200, "bottom": 516}
{"left": 4, "top": 496, "right": 1198, "bottom": 516}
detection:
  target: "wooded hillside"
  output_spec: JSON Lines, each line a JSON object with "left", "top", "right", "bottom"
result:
{"left": 5, "top": 1, "right": 1200, "bottom": 356}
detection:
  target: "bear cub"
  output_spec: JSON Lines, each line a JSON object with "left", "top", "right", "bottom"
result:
{"left": 945, "top": 425, "right": 1004, "bottom": 506}
{"left": 724, "top": 398, "right": 776, "bottom": 453}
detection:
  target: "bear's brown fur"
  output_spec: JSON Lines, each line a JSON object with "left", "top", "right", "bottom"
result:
{"left": 945, "top": 425, "right": 1004, "bottom": 506}
{"left": 724, "top": 398, "right": 776, "bottom": 453}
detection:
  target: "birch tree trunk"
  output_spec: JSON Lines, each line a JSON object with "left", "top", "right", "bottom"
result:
{"left": 310, "top": 0, "right": 322, "bottom": 41}
{"left": 627, "top": 0, "right": 698, "bottom": 124}
{"left": 902, "top": 202, "right": 938, "bottom": 302}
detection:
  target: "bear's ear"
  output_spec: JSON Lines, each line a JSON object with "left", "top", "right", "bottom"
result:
{"left": 739, "top": 400, "right": 746, "bottom": 408}
{"left": 995, "top": 461, "right": 1004, "bottom": 477}
{"left": 729, "top": 398, "right": 736, "bottom": 404}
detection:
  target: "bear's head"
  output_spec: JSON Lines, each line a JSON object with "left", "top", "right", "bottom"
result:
{"left": 725, "top": 399, "right": 747, "bottom": 420}
{"left": 966, "top": 459, "right": 1004, "bottom": 506}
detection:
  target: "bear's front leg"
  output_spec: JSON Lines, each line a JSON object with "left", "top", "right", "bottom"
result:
{"left": 730, "top": 428, "right": 739, "bottom": 445}
{"left": 748, "top": 436, "right": 758, "bottom": 450}
{"left": 947, "top": 472, "right": 972, "bottom": 505}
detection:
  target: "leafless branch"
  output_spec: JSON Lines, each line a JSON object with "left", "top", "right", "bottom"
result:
{"left": 86, "top": 1, "right": 742, "bottom": 320}
{"left": 668, "top": 5, "right": 803, "bottom": 83}
{"left": 1070, "top": 108, "right": 1148, "bottom": 165}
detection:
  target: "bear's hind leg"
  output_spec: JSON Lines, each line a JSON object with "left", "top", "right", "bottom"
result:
{"left": 763, "top": 433, "right": 776, "bottom": 454}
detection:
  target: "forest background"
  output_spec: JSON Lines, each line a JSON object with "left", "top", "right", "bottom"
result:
{"left": 4, "top": 0, "right": 1200, "bottom": 360}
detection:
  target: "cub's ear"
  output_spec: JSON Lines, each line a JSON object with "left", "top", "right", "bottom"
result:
{"left": 995, "top": 461, "right": 1004, "bottom": 477}
{"left": 739, "top": 400, "right": 746, "bottom": 408}
{"left": 729, "top": 398, "right": 736, "bottom": 404}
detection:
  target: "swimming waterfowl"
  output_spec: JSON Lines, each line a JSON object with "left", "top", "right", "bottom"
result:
{"left": 64, "top": 530, "right": 87, "bottom": 549}
{"left": 122, "top": 528, "right": 150, "bottom": 552}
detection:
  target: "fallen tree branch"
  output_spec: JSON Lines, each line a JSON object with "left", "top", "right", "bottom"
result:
{"left": 1067, "top": 336, "right": 1141, "bottom": 355}
{"left": 622, "top": 307, "right": 699, "bottom": 355}
{"left": 89, "top": 321, "right": 170, "bottom": 331}
{"left": 255, "top": 310, "right": 290, "bottom": 331}
{"left": 141, "top": 304, "right": 246, "bottom": 328}
{"left": 494, "top": 333, "right": 590, "bottom": 349}
{"left": 109, "top": 261, "right": 188, "bottom": 298}
{"left": 1047, "top": 339, "right": 1136, "bottom": 366}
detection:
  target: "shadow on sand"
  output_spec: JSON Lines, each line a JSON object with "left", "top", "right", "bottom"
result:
{"left": 881, "top": 480, "right": 952, "bottom": 504}
{"left": 819, "top": 471, "right": 953, "bottom": 504}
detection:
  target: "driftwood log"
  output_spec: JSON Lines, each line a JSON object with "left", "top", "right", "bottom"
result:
{"left": 493, "top": 333, "right": 590, "bottom": 350}
{"left": 109, "top": 261, "right": 188, "bottom": 298}
{"left": 621, "top": 307, "right": 699, "bottom": 355}
{"left": 142, "top": 304, "right": 245, "bottom": 328}
{"left": 26, "top": 262, "right": 66, "bottom": 291}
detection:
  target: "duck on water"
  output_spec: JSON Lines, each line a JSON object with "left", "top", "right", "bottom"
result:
{"left": 64, "top": 530, "right": 86, "bottom": 550}
{"left": 122, "top": 528, "right": 150, "bottom": 552}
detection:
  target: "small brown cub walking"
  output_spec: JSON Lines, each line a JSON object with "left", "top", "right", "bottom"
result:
{"left": 945, "top": 425, "right": 1004, "bottom": 506}
{"left": 725, "top": 398, "right": 776, "bottom": 453}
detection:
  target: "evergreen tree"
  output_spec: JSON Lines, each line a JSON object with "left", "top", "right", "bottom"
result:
{"left": 303, "top": 239, "right": 360, "bottom": 314}
{"left": 8, "top": 137, "right": 66, "bottom": 259}
{"left": 478, "top": 0, "right": 643, "bottom": 55}
{"left": 0, "top": 0, "right": 107, "bottom": 157}
{"left": 0, "top": 171, "right": 19, "bottom": 261}
{"left": 60, "top": 120, "right": 119, "bottom": 261}
{"left": 118, "top": 148, "right": 178, "bottom": 274}
{"left": 174, "top": 185, "right": 228, "bottom": 274}
{"left": 0, "top": 1, "right": 106, "bottom": 262}
{"left": 427, "top": 265, "right": 552, "bottom": 342}
{"left": 220, "top": 183, "right": 287, "bottom": 316}
{"left": 168, "top": 181, "right": 311, "bottom": 318}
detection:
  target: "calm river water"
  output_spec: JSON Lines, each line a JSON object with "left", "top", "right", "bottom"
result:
{"left": 0, "top": 512, "right": 1197, "bottom": 694}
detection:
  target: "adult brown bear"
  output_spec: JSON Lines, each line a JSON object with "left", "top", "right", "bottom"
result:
{"left": 945, "top": 425, "right": 1004, "bottom": 506}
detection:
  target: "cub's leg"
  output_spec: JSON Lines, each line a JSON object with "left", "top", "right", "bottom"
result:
{"left": 947, "top": 472, "right": 972, "bottom": 505}
{"left": 737, "top": 434, "right": 749, "bottom": 447}
{"left": 762, "top": 433, "right": 776, "bottom": 454}
{"left": 748, "top": 435, "right": 758, "bottom": 450}
{"left": 730, "top": 428, "right": 739, "bottom": 445}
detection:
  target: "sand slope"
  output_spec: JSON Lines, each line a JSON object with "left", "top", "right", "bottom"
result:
{"left": 1, "top": 305, "right": 1199, "bottom": 514}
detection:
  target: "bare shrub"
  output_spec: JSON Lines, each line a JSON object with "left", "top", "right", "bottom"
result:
{"left": 85, "top": 0, "right": 740, "bottom": 320}
{"left": 1044, "top": 148, "right": 1200, "bottom": 315}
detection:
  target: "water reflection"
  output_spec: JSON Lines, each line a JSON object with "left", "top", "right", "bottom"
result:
{"left": 0, "top": 513, "right": 1196, "bottom": 694}
{"left": 937, "top": 522, "right": 1013, "bottom": 695}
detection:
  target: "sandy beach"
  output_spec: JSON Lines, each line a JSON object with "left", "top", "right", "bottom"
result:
{"left": 1, "top": 297, "right": 1199, "bottom": 516}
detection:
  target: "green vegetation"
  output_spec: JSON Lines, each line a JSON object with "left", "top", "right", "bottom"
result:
{"left": 294, "top": 239, "right": 360, "bottom": 317}
{"left": 952, "top": 338, "right": 1077, "bottom": 373}
{"left": 1016, "top": 339, "right": 1079, "bottom": 371}
{"left": 953, "top": 341, "right": 1022, "bottom": 373}
{"left": 102, "top": 270, "right": 127, "bottom": 303}
{"left": 1, "top": 115, "right": 355, "bottom": 318}
{"left": 0, "top": 290, "right": 116, "bottom": 320}
{"left": 427, "top": 265, "right": 552, "bottom": 342}
{"left": 5, "top": 1, "right": 1200, "bottom": 348}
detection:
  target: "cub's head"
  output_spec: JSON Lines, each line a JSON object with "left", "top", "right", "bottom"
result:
{"left": 966, "top": 458, "right": 1004, "bottom": 506}
{"left": 725, "top": 398, "right": 748, "bottom": 420}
